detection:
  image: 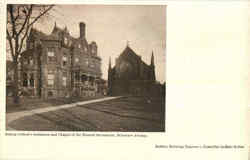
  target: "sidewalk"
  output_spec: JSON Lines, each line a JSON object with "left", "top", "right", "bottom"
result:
{"left": 6, "top": 96, "right": 122, "bottom": 130}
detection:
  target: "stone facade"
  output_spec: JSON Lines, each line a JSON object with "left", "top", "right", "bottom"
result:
{"left": 108, "top": 45, "right": 157, "bottom": 96}
{"left": 20, "top": 22, "right": 102, "bottom": 99}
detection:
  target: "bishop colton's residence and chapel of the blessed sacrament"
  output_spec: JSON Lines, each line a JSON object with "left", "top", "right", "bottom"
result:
{"left": 15, "top": 21, "right": 163, "bottom": 99}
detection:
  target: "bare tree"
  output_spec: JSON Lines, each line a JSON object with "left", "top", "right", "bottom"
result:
{"left": 7, "top": 4, "right": 54, "bottom": 103}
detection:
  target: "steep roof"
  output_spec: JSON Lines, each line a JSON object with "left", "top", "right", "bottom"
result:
{"left": 30, "top": 28, "right": 59, "bottom": 41}
{"left": 30, "top": 23, "right": 92, "bottom": 51}
{"left": 119, "top": 46, "right": 151, "bottom": 69}
{"left": 120, "top": 46, "right": 140, "bottom": 60}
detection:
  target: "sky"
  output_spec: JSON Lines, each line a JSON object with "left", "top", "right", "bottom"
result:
{"left": 33, "top": 5, "right": 166, "bottom": 83}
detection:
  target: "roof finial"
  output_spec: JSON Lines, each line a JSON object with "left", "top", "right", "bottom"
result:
{"left": 55, "top": 21, "right": 57, "bottom": 28}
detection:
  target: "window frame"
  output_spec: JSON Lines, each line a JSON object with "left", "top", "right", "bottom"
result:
{"left": 62, "top": 76, "right": 67, "bottom": 87}
{"left": 47, "top": 47, "right": 56, "bottom": 62}
{"left": 47, "top": 74, "right": 55, "bottom": 86}
{"left": 62, "top": 56, "right": 67, "bottom": 66}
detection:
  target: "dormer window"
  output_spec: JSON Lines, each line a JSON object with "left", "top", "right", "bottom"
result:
{"left": 91, "top": 49, "right": 95, "bottom": 54}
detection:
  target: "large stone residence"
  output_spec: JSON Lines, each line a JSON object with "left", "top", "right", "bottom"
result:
{"left": 19, "top": 22, "right": 102, "bottom": 99}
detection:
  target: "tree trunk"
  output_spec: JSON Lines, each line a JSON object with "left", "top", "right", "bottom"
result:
{"left": 13, "top": 59, "right": 19, "bottom": 104}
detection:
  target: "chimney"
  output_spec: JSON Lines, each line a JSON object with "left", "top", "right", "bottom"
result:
{"left": 79, "top": 22, "right": 85, "bottom": 38}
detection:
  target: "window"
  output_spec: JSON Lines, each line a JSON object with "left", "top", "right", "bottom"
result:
{"left": 81, "top": 75, "right": 87, "bottom": 83}
{"left": 64, "top": 37, "right": 68, "bottom": 44}
{"left": 48, "top": 91, "right": 53, "bottom": 96}
{"left": 75, "top": 57, "right": 79, "bottom": 63}
{"left": 30, "top": 73, "right": 34, "bottom": 87}
{"left": 23, "top": 72, "right": 28, "bottom": 87}
{"left": 30, "top": 58, "right": 33, "bottom": 65}
{"left": 86, "top": 60, "right": 89, "bottom": 66}
{"left": 78, "top": 44, "right": 81, "bottom": 48}
{"left": 48, "top": 74, "right": 54, "bottom": 86}
{"left": 48, "top": 70, "right": 54, "bottom": 74}
{"left": 62, "top": 56, "right": 67, "bottom": 66}
{"left": 27, "top": 57, "right": 33, "bottom": 65}
{"left": 68, "top": 40, "right": 72, "bottom": 46}
{"left": 62, "top": 77, "right": 67, "bottom": 86}
{"left": 75, "top": 71, "right": 80, "bottom": 81}
{"left": 23, "top": 59, "right": 28, "bottom": 65}
{"left": 91, "top": 48, "right": 95, "bottom": 54}
{"left": 47, "top": 47, "right": 55, "bottom": 62}
{"left": 48, "top": 51, "right": 54, "bottom": 57}
{"left": 90, "top": 60, "right": 94, "bottom": 68}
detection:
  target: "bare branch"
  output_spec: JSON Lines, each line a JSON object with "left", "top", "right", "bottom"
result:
{"left": 6, "top": 29, "right": 15, "bottom": 59}
{"left": 17, "top": 5, "right": 33, "bottom": 36}
{"left": 8, "top": 4, "right": 17, "bottom": 38}
{"left": 28, "top": 5, "right": 54, "bottom": 28}
{"left": 18, "top": 18, "right": 30, "bottom": 53}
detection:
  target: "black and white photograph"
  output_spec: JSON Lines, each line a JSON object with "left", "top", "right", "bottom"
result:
{"left": 2, "top": 1, "right": 249, "bottom": 160}
{"left": 6, "top": 4, "right": 166, "bottom": 132}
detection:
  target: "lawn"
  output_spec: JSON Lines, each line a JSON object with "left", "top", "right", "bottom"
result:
{"left": 8, "top": 96, "right": 165, "bottom": 132}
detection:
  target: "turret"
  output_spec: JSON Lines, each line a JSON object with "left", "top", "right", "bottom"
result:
{"left": 150, "top": 51, "right": 155, "bottom": 67}
{"left": 108, "top": 57, "right": 112, "bottom": 95}
{"left": 108, "top": 57, "right": 112, "bottom": 71}
{"left": 150, "top": 51, "right": 156, "bottom": 81}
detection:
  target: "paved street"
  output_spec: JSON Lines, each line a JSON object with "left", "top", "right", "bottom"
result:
{"left": 7, "top": 96, "right": 165, "bottom": 132}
